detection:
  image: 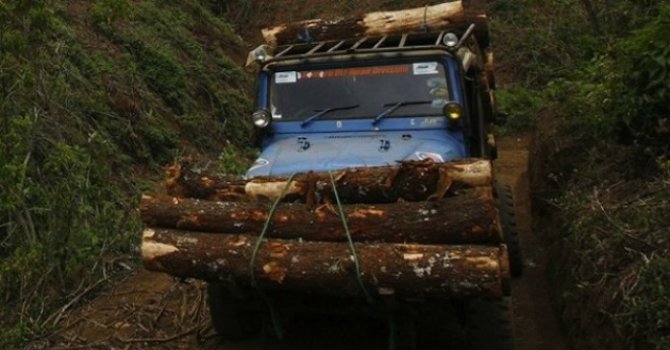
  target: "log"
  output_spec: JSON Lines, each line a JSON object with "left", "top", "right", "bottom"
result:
{"left": 140, "top": 188, "right": 501, "bottom": 244}
{"left": 166, "top": 159, "right": 493, "bottom": 204}
{"left": 261, "top": 1, "right": 490, "bottom": 49}
{"left": 165, "top": 162, "right": 247, "bottom": 201}
{"left": 142, "top": 228, "right": 510, "bottom": 299}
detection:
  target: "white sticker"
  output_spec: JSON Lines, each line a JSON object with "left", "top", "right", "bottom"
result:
{"left": 271, "top": 106, "right": 282, "bottom": 119}
{"left": 275, "top": 71, "right": 297, "bottom": 84}
{"left": 413, "top": 62, "right": 439, "bottom": 75}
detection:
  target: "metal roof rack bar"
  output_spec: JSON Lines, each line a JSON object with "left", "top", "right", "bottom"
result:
{"left": 276, "top": 45, "right": 295, "bottom": 57}
{"left": 265, "top": 31, "right": 454, "bottom": 63}
{"left": 399, "top": 34, "right": 408, "bottom": 47}
{"left": 435, "top": 31, "right": 445, "bottom": 45}
{"left": 327, "top": 40, "right": 346, "bottom": 53}
{"left": 307, "top": 42, "right": 327, "bottom": 55}
{"left": 373, "top": 36, "right": 388, "bottom": 49}
{"left": 350, "top": 37, "right": 369, "bottom": 50}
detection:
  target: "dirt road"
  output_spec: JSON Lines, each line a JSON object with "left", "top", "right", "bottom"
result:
{"left": 27, "top": 136, "right": 570, "bottom": 350}
{"left": 496, "top": 136, "right": 569, "bottom": 350}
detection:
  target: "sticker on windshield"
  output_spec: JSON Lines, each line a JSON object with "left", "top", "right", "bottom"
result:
{"left": 413, "top": 62, "right": 439, "bottom": 75}
{"left": 270, "top": 106, "right": 283, "bottom": 119}
{"left": 275, "top": 71, "right": 297, "bottom": 84}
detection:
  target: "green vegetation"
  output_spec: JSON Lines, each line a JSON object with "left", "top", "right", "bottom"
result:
{"left": 0, "top": 0, "right": 253, "bottom": 346}
{"left": 489, "top": 1, "right": 669, "bottom": 349}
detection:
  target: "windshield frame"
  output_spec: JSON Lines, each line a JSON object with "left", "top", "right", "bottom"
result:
{"left": 267, "top": 58, "right": 453, "bottom": 123}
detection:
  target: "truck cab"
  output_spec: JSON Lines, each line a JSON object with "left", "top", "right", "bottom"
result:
{"left": 247, "top": 31, "right": 496, "bottom": 178}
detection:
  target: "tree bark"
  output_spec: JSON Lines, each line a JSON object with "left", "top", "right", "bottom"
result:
{"left": 142, "top": 228, "right": 509, "bottom": 299}
{"left": 165, "top": 159, "right": 493, "bottom": 204}
{"left": 165, "top": 162, "right": 247, "bottom": 202}
{"left": 140, "top": 188, "right": 501, "bottom": 244}
{"left": 261, "top": 1, "right": 489, "bottom": 49}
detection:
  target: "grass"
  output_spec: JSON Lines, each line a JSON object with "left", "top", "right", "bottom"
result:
{"left": 0, "top": 0, "right": 255, "bottom": 346}
{"left": 549, "top": 147, "right": 670, "bottom": 349}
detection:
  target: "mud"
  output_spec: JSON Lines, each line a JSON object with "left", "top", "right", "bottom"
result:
{"left": 496, "top": 136, "right": 569, "bottom": 350}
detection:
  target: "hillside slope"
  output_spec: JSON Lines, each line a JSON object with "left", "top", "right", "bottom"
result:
{"left": 0, "top": 1, "right": 253, "bottom": 346}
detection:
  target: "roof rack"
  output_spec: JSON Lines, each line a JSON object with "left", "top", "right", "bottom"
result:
{"left": 272, "top": 31, "right": 449, "bottom": 61}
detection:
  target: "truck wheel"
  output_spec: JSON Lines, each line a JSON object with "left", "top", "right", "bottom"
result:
{"left": 207, "top": 282, "right": 261, "bottom": 340}
{"left": 465, "top": 299, "right": 514, "bottom": 350}
{"left": 495, "top": 182, "right": 524, "bottom": 277}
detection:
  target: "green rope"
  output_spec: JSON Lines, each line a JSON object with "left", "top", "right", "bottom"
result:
{"left": 250, "top": 171, "right": 395, "bottom": 348}
{"left": 386, "top": 308, "right": 397, "bottom": 350}
{"left": 249, "top": 172, "right": 297, "bottom": 339}
{"left": 328, "top": 170, "right": 374, "bottom": 304}
{"left": 328, "top": 171, "right": 398, "bottom": 349}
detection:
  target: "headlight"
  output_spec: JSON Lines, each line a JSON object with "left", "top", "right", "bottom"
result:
{"left": 443, "top": 32, "right": 459, "bottom": 48}
{"left": 443, "top": 102, "right": 463, "bottom": 121}
{"left": 252, "top": 109, "right": 271, "bottom": 128}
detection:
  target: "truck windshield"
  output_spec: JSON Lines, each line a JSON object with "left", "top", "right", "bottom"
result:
{"left": 270, "top": 62, "right": 450, "bottom": 121}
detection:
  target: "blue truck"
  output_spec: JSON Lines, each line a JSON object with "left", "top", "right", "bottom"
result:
{"left": 141, "top": 3, "right": 522, "bottom": 348}
{"left": 247, "top": 37, "right": 493, "bottom": 178}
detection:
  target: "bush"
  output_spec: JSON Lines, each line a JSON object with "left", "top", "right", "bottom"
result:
{"left": 495, "top": 85, "right": 544, "bottom": 135}
{"left": 607, "top": 4, "right": 670, "bottom": 156}
{"left": 557, "top": 167, "right": 670, "bottom": 350}
{"left": 495, "top": 1, "right": 670, "bottom": 349}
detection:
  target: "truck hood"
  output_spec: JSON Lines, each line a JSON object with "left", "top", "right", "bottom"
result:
{"left": 246, "top": 131, "right": 465, "bottom": 177}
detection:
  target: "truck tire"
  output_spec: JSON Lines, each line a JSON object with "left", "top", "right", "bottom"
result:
{"left": 495, "top": 182, "right": 524, "bottom": 277}
{"left": 465, "top": 299, "right": 514, "bottom": 350}
{"left": 207, "top": 282, "right": 261, "bottom": 340}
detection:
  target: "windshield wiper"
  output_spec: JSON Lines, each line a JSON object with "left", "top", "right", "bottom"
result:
{"left": 372, "top": 100, "right": 433, "bottom": 125}
{"left": 301, "top": 104, "right": 360, "bottom": 127}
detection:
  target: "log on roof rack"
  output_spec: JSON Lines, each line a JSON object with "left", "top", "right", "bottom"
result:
{"left": 261, "top": 1, "right": 490, "bottom": 50}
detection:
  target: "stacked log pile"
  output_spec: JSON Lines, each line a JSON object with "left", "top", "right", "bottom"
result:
{"left": 141, "top": 159, "right": 510, "bottom": 299}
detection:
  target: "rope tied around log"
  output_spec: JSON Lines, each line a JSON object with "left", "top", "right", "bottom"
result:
{"left": 249, "top": 172, "right": 298, "bottom": 339}
{"left": 329, "top": 171, "right": 397, "bottom": 350}
{"left": 249, "top": 171, "right": 384, "bottom": 342}
{"left": 328, "top": 170, "right": 374, "bottom": 305}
